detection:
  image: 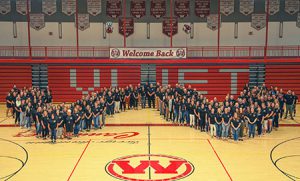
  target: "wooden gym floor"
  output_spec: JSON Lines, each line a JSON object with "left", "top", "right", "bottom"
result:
{"left": 0, "top": 105, "right": 299, "bottom": 181}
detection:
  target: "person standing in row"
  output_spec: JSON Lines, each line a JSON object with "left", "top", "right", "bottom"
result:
{"left": 106, "top": 92, "right": 114, "bottom": 116}
{"left": 148, "top": 84, "right": 156, "bottom": 108}
{"left": 92, "top": 102, "right": 100, "bottom": 129}
{"left": 215, "top": 108, "right": 223, "bottom": 139}
{"left": 56, "top": 110, "right": 64, "bottom": 139}
{"left": 222, "top": 108, "right": 231, "bottom": 140}
{"left": 41, "top": 111, "right": 49, "bottom": 140}
{"left": 120, "top": 89, "right": 126, "bottom": 112}
{"left": 284, "top": 90, "right": 294, "bottom": 120}
{"left": 25, "top": 102, "right": 32, "bottom": 130}
{"left": 292, "top": 92, "right": 298, "bottom": 117}
{"left": 35, "top": 107, "right": 42, "bottom": 138}
{"left": 85, "top": 105, "right": 93, "bottom": 132}
{"left": 73, "top": 108, "right": 81, "bottom": 137}
{"left": 256, "top": 107, "right": 263, "bottom": 137}
{"left": 6, "top": 93, "right": 13, "bottom": 117}
{"left": 208, "top": 109, "right": 216, "bottom": 138}
{"left": 173, "top": 97, "right": 180, "bottom": 123}
{"left": 141, "top": 87, "right": 146, "bottom": 109}
{"left": 48, "top": 113, "right": 58, "bottom": 143}
{"left": 231, "top": 113, "right": 241, "bottom": 142}
{"left": 189, "top": 100, "right": 196, "bottom": 128}
{"left": 246, "top": 108, "right": 257, "bottom": 138}
{"left": 65, "top": 110, "right": 74, "bottom": 139}
{"left": 114, "top": 89, "right": 121, "bottom": 113}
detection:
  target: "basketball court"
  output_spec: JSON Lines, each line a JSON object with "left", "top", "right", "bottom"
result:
{"left": 0, "top": 106, "right": 299, "bottom": 181}
{"left": 1, "top": 0, "right": 300, "bottom": 180}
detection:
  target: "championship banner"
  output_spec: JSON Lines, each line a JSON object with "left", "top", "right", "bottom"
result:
{"left": 130, "top": 0, "right": 146, "bottom": 19}
{"left": 297, "top": 13, "right": 300, "bottom": 28}
{"left": 195, "top": 0, "right": 210, "bottom": 18}
{"left": 0, "top": 0, "right": 11, "bottom": 15}
{"left": 150, "top": 0, "right": 166, "bottom": 19}
{"left": 118, "top": 18, "right": 134, "bottom": 37}
{"left": 220, "top": 0, "right": 234, "bottom": 16}
{"left": 285, "top": 0, "right": 299, "bottom": 15}
{"left": 62, "top": 0, "right": 75, "bottom": 16}
{"left": 16, "top": 0, "right": 31, "bottom": 15}
{"left": 30, "top": 14, "right": 45, "bottom": 31}
{"left": 162, "top": 18, "right": 178, "bottom": 37}
{"left": 42, "top": 0, "right": 56, "bottom": 16}
{"left": 75, "top": 14, "right": 90, "bottom": 31}
{"left": 174, "top": 0, "right": 189, "bottom": 18}
{"left": 106, "top": 0, "right": 122, "bottom": 18}
{"left": 251, "top": 14, "right": 266, "bottom": 31}
{"left": 110, "top": 48, "right": 186, "bottom": 59}
{"left": 87, "top": 0, "right": 102, "bottom": 16}
{"left": 207, "top": 14, "right": 219, "bottom": 31}
{"left": 239, "top": 0, "right": 254, "bottom": 16}
{"left": 265, "top": 0, "right": 280, "bottom": 15}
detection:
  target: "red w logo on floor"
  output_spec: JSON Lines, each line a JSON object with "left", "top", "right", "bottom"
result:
{"left": 105, "top": 154, "right": 194, "bottom": 181}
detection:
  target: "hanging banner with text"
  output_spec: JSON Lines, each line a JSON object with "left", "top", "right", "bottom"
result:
{"left": 174, "top": 0, "right": 189, "bottom": 18}
{"left": 162, "top": 18, "right": 178, "bottom": 37}
{"left": 130, "top": 0, "right": 146, "bottom": 18}
{"left": 195, "top": 0, "right": 210, "bottom": 18}
{"left": 0, "top": 0, "right": 11, "bottom": 15}
{"left": 118, "top": 17, "right": 134, "bottom": 37}
{"left": 110, "top": 48, "right": 186, "bottom": 59}
{"left": 106, "top": 0, "right": 122, "bottom": 18}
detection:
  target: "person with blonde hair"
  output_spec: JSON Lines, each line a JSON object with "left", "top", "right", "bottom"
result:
{"left": 231, "top": 113, "right": 241, "bottom": 142}
{"left": 65, "top": 109, "right": 74, "bottom": 139}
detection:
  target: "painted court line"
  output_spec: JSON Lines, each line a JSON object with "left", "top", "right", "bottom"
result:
{"left": 207, "top": 139, "right": 233, "bottom": 181}
{"left": 67, "top": 139, "right": 91, "bottom": 181}
{"left": 0, "top": 123, "right": 300, "bottom": 127}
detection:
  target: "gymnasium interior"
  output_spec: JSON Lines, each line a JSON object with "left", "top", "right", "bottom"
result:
{"left": 0, "top": 0, "right": 299, "bottom": 180}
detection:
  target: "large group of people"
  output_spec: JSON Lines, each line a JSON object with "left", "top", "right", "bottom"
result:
{"left": 5, "top": 82, "right": 298, "bottom": 143}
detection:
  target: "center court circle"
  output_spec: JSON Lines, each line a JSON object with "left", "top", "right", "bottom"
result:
{"left": 105, "top": 154, "right": 194, "bottom": 181}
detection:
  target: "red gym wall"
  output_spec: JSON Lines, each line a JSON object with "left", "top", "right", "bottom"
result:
{"left": 0, "top": 59, "right": 300, "bottom": 102}
{"left": 48, "top": 65, "right": 141, "bottom": 102}
{"left": 0, "top": 65, "right": 32, "bottom": 101}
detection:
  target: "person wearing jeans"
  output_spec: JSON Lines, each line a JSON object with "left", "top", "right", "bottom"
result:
{"left": 208, "top": 109, "right": 216, "bottom": 138}
{"left": 85, "top": 105, "right": 93, "bottom": 132}
{"left": 48, "top": 113, "right": 58, "bottom": 143}
{"left": 41, "top": 111, "right": 49, "bottom": 140}
{"left": 106, "top": 92, "right": 115, "bottom": 116}
{"left": 141, "top": 87, "right": 146, "bottom": 109}
{"left": 19, "top": 100, "right": 26, "bottom": 128}
{"left": 245, "top": 108, "right": 257, "bottom": 138}
{"left": 14, "top": 98, "right": 21, "bottom": 125}
{"left": 73, "top": 108, "right": 81, "bottom": 137}
{"left": 100, "top": 99, "right": 106, "bottom": 128}
{"left": 179, "top": 99, "right": 186, "bottom": 126}
{"left": 292, "top": 92, "right": 298, "bottom": 117}
{"left": 256, "top": 108, "right": 263, "bottom": 137}
{"left": 222, "top": 108, "right": 231, "bottom": 139}
{"left": 25, "top": 103, "right": 32, "bottom": 130}
{"left": 35, "top": 107, "right": 43, "bottom": 138}
{"left": 92, "top": 103, "right": 100, "bottom": 129}
{"left": 173, "top": 97, "right": 180, "bottom": 123}
{"left": 267, "top": 103, "right": 275, "bottom": 133}
{"left": 231, "top": 113, "right": 241, "bottom": 142}
{"left": 215, "top": 108, "right": 223, "bottom": 139}
{"left": 273, "top": 103, "right": 280, "bottom": 130}
{"left": 199, "top": 104, "right": 207, "bottom": 132}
